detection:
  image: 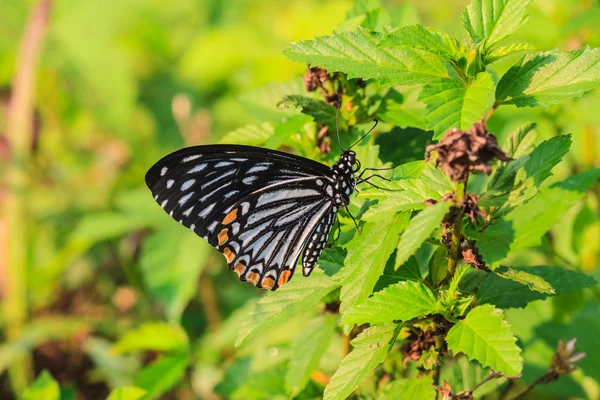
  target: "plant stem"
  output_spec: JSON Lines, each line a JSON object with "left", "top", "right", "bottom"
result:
{"left": 457, "top": 371, "right": 503, "bottom": 398}
{"left": 1, "top": 0, "right": 53, "bottom": 391}
{"left": 447, "top": 178, "right": 467, "bottom": 278}
{"left": 509, "top": 371, "right": 557, "bottom": 400}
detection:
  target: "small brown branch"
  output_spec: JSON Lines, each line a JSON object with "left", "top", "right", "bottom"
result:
{"left": 509, "top": 372, "right": 557, "bottom": 400}
{"left": 457, "top": 370, "right": 505, "bottom": 398}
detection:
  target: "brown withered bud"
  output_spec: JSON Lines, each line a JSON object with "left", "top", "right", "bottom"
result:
{"left": 436, "top": 381, "right": 455, "bottom": 400}
{"left": 460, "top": 239, "right": 489, "bottom": 271}
{"left": 425, "top": 121, "right": 511, "bottom": 182}
{"left": 401, "top": 328, "right": 438, "bottom": 367}
{"left": 462, "top": 193, "right": 487, "bottom": 224}
{"left": 325, "top": 92, "right": 341, "bottom": 108}
{"left": 551, "top": 338, "right": 585, "bottom": 376}
{"left": 303, "top": 66, "right": 329, "bottom": 92}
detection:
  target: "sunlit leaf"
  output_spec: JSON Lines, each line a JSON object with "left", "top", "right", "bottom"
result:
{"left": 446, "top": 305, "right": 522, "bottom": 376}
{"left": 19, "top": 370, "right": 60, "bottom": 400}
{"left": 107, "top": 387, "right": 147, "bottom": 400}
{"left": 377, "top": 377, "right": 436, "bottom": 399}
{"left": 113, "top": 322, "right": 188, "bottom": 354}
{"left": 134, "top": 353, "right": 189, "bottom": 400}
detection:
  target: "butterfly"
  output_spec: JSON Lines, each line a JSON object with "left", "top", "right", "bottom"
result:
{"left": 145, "top": 123, "right": 385, "bottom": 290}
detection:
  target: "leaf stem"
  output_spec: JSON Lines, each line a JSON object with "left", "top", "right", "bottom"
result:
{"left": 447, "top": 177, "right": 467, "bottom": 279}
{"left": 457, "top": 370, "right": 504, "bottom": 398}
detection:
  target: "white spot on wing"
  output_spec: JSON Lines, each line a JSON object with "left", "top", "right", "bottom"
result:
{"left": 160, "top": 167, "right": 168, "bottom": 176}
{"left": 243, "top": 176, "right": 258, "bottom": 185}
{"left": 167, "top": 179, "right": 174, "bottom": 189}
{"left": 183, "top": 155, "right": 201, "bottom": 162}
{"left": 181, "top": 179, "right": 196, "bottom": 191}
{"left": 188, "top": 164, "right": 207, "bottom": 174}
{"left": 215, "top": 161, "right": 233, "bottom": 167}
{"left": 248, "top": 164, "right": 270, "bottom": 174}
{"left": 199, "top": 203, "right": 215, "bottom": 218}
{"left": 179, "top": 192, "right": 194, "bottom": 206}
{"left": 183, "top": 206, "right": 194, "bottom": 217}
{"left": 161, "top": 199, "right": 168, "bottom": 208}
{"left": 207, "top": 221, "right": 218, "bottom": 233}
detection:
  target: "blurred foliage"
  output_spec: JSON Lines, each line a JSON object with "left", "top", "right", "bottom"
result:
{"left": 0, "top": 0, "right": 599, "bottom": 399}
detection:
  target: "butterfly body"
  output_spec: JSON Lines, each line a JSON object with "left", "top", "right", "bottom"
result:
{"left": 146, "top": 145, "right": 359, "bottom": 290}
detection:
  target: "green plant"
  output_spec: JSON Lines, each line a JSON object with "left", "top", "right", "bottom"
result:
{"left": 7, "top": 0, "right": 600, "bottom": 399}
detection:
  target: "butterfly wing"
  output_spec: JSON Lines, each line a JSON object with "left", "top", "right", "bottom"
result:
{"left": 145, "top": 145, "right": 336, "bottom": 289}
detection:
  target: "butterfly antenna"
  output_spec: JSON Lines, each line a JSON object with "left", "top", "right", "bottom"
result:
{"left": 349, "top": 119, "right": 378, "bottom": 150}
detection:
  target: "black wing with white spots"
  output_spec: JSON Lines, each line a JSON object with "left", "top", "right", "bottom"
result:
{"left": 146, "top": 144, "right": 358, "bottom": 290}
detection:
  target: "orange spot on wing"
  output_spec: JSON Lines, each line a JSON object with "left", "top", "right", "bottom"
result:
{"left": 223, "top": 247, "right": 235, "bottom": 263}
{"left": 261, "top": 276, "right": 275, "bottom": 290}
{"left": 246, "top": 271, "right": 259, "bottom": 285}
{"left": 234, "top": 262, "right": 245, "bottom": 276}
{"left": 278, "top": 269, "right": 292, "bottom": 287}
{"left": 218, "top": 228, "right": 229, "bottom": 245}
{"left": 222, "top": 208, "right": 238, "bottom": 225}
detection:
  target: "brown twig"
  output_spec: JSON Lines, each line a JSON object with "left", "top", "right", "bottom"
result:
{"left": 457, "top": 370, "right": 505, "bottom": 398}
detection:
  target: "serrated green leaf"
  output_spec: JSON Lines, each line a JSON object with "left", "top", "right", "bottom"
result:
{"left": 112, "top": 322, "right": 188, "bottom": 354}
{"left": 522, "top": 134, "right": 571, "bottom": 187}
{"left": 264, "top": 114, "right": 313, "bottom": 149}
{"left": 446, "top": 305, "right": 522, "bottom": 376}
{"left": 323, "top": 324, "right": 396, "bottom": 400}
{"left": 378, "top": 25, "right": 459, "bottom": 60}
{"left": 375, "top": 255, "right": 422, "bottom": 292}
{"left": 220, "top": 123, "right": 274, "bottom": 146}
{"left": 359, "top": 179, "right": 439, "bottom": 221}
{"left": 377, "top": 377, "right": 436, "bottom": 400}
{"left": 477, "top": 266, "right": 597, "bottom": 309}
{"left": 236, "top": 270, "right": 339, "bottom": 346}
{"left": 420, "top": 72, "right": 495, "bottom": 138}
{"left": 107, "top": 387, "right": 147, "bottom": 400}
{"left": 470, "top": 219, "right": 514, "bottom": 268}
{"left": 506, "top": 168, "right": 600, "bottom": 250}
{"left": 496, "top": 47, "right": 600, "bottom": 108}
{"left": 134, "top": 353, "right": 189, "bottom": 400}
{"left": 494, "top": 266, "right": 555, "bottom": 294}
{"left": 284, "top": 27, "right": 449, "bottom": 87}
{"left": 342, "top": 281, "right": 440, "bottom": 326}
{"left": 19, "top": 370, "right": 60, "bottom": 400}
{"left": 503, "top": 122, "right": 537, "bottom": 159}
{"left": 484, "top": 43, "right": 536, "bottom": 63}
{"left": 339, "top": 213, "right": 410, "bottom": 317}
{"left": 377, "top": 90, "right": 427, "bottom": 130}
{"left": 461, "top": 72, "right": 496, "bottom": 128}
{"left": 395, "top": 202, "right": 451, "bottom": 269}
{"left": 285, "top": 315, "right": 337, "bottom": 396}
{"left": 279, "top": 95, "right": 337, "bottom": 129}
{"left": 462, "top": 0, "right": 533, "bottom": 48}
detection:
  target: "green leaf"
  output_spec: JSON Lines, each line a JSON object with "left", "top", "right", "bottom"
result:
{"left": 339, "top": 213, "right": 410, "bottom": 317}
{"left": 483, "top": 43, "right": 536, "bottom": 63}
{"left": 264, "top": 114, "right": 313, "bottom": 149}
{"left": 140, "top": 229, "right": 210, "bottom": 322}
{"left": 323, "top": 324, "right": 396, "bottom": 400}
{"left": 19, "top": 370, "right": 60, "bottom": 400}
{"left": 378, "top": 25, "right": 459, "bottom": 60}
{"left": 395, "top": 202, "right": 451, "bottom": 269}
{"left": 460, "top": 72, "right": 496, "bottom": 129}
{"left": 419, "top": 72, "right": 495, "bottom": 138}
{"left": 284, "top": 27, "right": 449, "bottom": 87}
{"left": 342, "top": 281, "right": 440, "bottom": 326}
{"left": 522, "top": 135, "right": 571, "bottom": 187}
{"left": 220, "top": 123, "right": 274, "bottom": 146}
{"left": 285, "top": 315, "right": 337, "bottom": 396}
{"left": 470, "top": 219, "right": 514, "bottom": 268}
{"left": 503, "top": 121, "right": 537, "bottom": 159}
{"left": 377, "top": 377, "right": 436, "bottom": 400}
{"left": 477, "top": 266, "right": 597, "bottom": 309}
{"left": 113, "top": 322, "right": 188, "bottom": 354}
{"left": 359, "top": 179, "right": 440, "bottom": 221}
{"left": 377, "top": 88, "right": 427, "bottom": 130}
{"left": 506, "top": 168, "right": 600, "bottom": 250}
{"left": 461, "top": 0, "right": 533, "bottom": 48}
{"left": 236, "top": 270, "right": 339, "bottom": 346}
{"left": 496, "top": 47, "right": 600, "bottom": 108}
{"left": 446, "top": 304, "right": 522, "bottom": 376}
{"left": 375, "top": 255, "right": 423, "bottom": 292}
{"left": 107, "top": 387, "right": 147, "bottom": 400}
{"left": 494, "top": 266, "right": 555, "bottom": 294}
{"left": 279, "top": 95, "right": 338, "bottom": 129}
{"left": 134, "top": 353, "right": 189, "bottom": 400}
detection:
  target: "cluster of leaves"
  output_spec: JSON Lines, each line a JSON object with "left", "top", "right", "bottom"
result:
{"left": 6, "top": 0, "right": 600, "bottom": 399}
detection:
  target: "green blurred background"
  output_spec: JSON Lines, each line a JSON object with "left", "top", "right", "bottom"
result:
{"left": 1, "top": 0, "right": 599, "bottom": 399}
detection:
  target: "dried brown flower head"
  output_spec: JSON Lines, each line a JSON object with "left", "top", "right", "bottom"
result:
{"left": 425, "top": 121, "right": 511, "bottom": 182}
{"left": 303, "top": 66, "right": 329, "bottom": 92}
